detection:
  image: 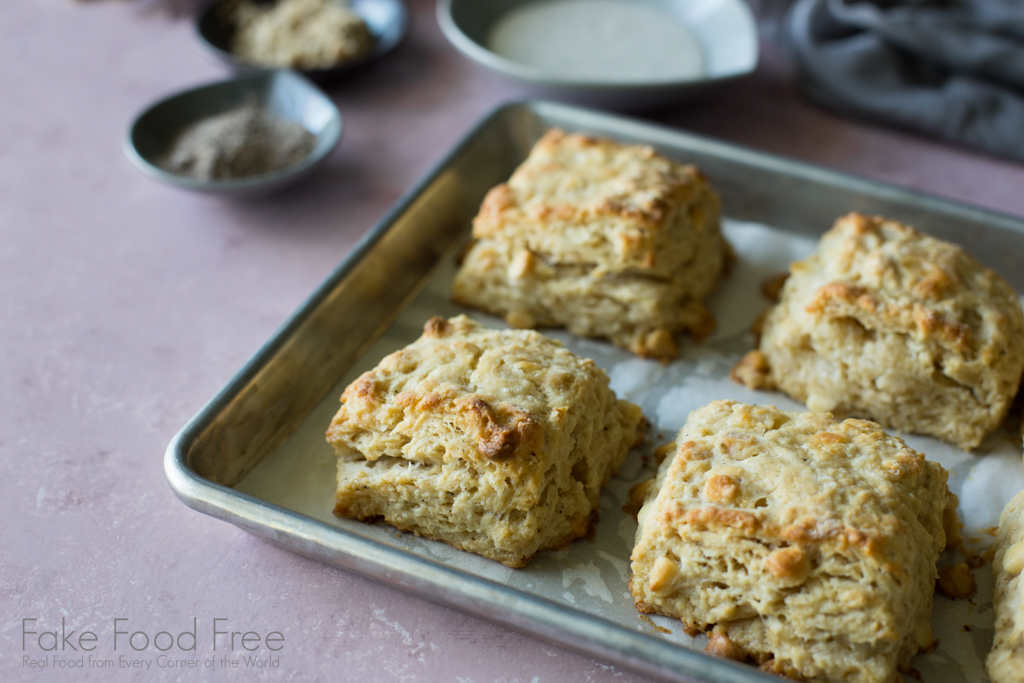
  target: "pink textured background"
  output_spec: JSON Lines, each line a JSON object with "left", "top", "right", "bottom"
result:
{"left": 3, "top": 1, "right": 1024, "bottom": 681}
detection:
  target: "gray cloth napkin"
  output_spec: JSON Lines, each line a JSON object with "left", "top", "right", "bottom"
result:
{"left": 785, "top": 0, "right": 1024, "bottom": 162}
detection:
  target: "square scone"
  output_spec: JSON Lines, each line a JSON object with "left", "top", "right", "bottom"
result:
{"left": 733, "top": 212, "right": 1024, "bottom": 450}
{"left": 988, "top": 490, "right": 1024, "bottom": 683}
{"left": 452, "top": 128, "right": 729, "bottom": 361}
{"left": 326, "top": 315, "right": 644, "bottom": 568}
{"left": 630, "top": 401, "right": 960, "bottom": 683}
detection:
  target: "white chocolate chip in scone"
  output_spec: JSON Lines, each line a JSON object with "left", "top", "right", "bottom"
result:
{"left": 806, "top": 393, "right": 838, "bottom": 413}
{"left": 508, "top": 249, "right": 535, "bottom": 280}
{"left": 1003, "top": 540, "right": 1024, "bottom": 576}
{"left": 648, "top": 556, "right": 678, "bottom": 593}
{"left": 638, "top": 329, "right": 677, "bottom": 360}
{"left": 505, "top": 308, "right": 536, "bottom": 329}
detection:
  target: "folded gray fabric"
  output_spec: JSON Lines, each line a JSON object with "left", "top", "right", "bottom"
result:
{"left": 785, "top": 0, "right": 1024, "bottom": 162}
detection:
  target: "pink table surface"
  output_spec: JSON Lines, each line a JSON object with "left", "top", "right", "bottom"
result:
{"left": 4, "top": 1, "right": 1024, "bottom": 681}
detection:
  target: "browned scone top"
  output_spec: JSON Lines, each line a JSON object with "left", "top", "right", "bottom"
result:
{"left": 327, "top": 315, "right": 644, "bottom": 567}
{"left": 630, "top": 401, "right": 959, "bottom": 683}
{"left": 988, "top": 490, "right": 1024, "bottom": 683}
{"left": 453, "top": 128, "right": 729, "bottom": 360}
{"left": 734, "top": 212, "right": 1024, "bottom": 450}
{"left": 471, "top": 128, "right": 719, "bottom": 277}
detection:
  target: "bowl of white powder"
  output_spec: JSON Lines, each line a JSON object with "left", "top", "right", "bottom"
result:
{"left": 437, "top": 0, "right": 758, "bottom": 107}
{"left": 125, "top": 71, "right": 342, "bottom": 195}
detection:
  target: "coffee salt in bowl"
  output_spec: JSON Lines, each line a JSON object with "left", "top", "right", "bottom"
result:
{"left": 125, "top": 71, "right": 342, "bottom": 196}
{"left": 437, "top": 0, "right": 758, "bottom": 108}
{"left": 197, "top": 0, "right": 410, "bottom": 84}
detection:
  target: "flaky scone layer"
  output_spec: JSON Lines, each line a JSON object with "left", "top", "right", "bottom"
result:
{"left": 453, "top": 238, "right": 718, "bottom": 360}
{"left": 630, "top": 401, "right": 959, "bottom": 683}
{"left": 326, "top": 315, "right": 643, "bottom": 567}
{"left": 453, "top": 128, "right": 728, "bottom": 360}
{"left": 988, "top": 490, "right": 1024, "bottom": 683}
{"left": 734, "top": 212, "right": 1024, "bottom": 449}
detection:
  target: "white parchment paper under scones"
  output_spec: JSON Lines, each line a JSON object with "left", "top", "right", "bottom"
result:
{"left": 326, "top": 315, "right": 643, "bottom": 568}
{"left": 734, "top": 212, "right": 1024, "bottom": 450}
{"left": 630, "top": 401, "right": 960, "bottom": 683}
{"left": 452, "top": 129, "right": 729, "bottom": 361}
{"left": 989, "top": 490, "right": 1024, "bottom": 683}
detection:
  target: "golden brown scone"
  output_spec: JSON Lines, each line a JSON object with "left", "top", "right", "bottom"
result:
{"left": 452, "top": 129, "right": 728, "bottom": 361}
{"left": 326, "top": 315, "right": 643, "bottom": 568}
{"left": 988, "top": 490, "right": 1024, "bottom": 683}
{"left": 733, "top": 213, "right": 1024, "bottom": 450}
{"left": 630, "top": 400, "right": 959, "bottom": 683}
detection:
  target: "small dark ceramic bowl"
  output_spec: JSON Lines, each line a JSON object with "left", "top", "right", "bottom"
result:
{"left": 125, "top": 71, "right": 342, "bottom": 195}
{"left": 196, "top": 0, "right": 410, "bottom": 83}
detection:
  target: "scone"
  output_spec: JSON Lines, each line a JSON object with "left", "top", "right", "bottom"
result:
{"left": 988, "top": 490, "right": 1024, "bottom": 683}
{"left": 733, "top": 212, "right": 1024, "bottom": 450}
{"left": 326, "top": 315, "right": 644, "bottom": 567}
{"left": 452, "top": 128, "right": 728, "bottom": 361}
{"left": 630, "top": 401, "right": 959, "bottom": 683}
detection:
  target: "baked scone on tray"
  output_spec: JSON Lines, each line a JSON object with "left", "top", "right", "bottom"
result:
{"left": 733, "top": 212, "right": 1024, "bottom": 450}
{"left": 630, "top": 401, "right": 960, "bottom": 683}
{"left": 989, "top": 490, "right": 1024, "bottom": 683}
{"left": 326, "top": 315, "right": 644, "bottom": 568}
{"left": 453, "top": 128, "right": 729, "bottom": 361}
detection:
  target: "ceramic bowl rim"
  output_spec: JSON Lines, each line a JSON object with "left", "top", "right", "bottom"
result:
{"left": 435, "top": 0, "right": 759, "bottom": 90}
{"left": 124, "top": 70, "right": 343, "bottom": 194}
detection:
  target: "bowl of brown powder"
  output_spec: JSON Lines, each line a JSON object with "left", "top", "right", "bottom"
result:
{"left": 125, "top": 70, "right": 342, "bottom": 195}
{"left": 197, "top": 0, "right": 409, "bottom": 83}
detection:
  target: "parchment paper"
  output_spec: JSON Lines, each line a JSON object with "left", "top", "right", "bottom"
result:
{"left": 236, "top": 219, "right": 1024, "bottom": 682}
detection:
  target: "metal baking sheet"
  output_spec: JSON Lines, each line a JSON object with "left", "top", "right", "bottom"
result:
{"left": 166, "top": 101, "right": 1024, "bottom": 683}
